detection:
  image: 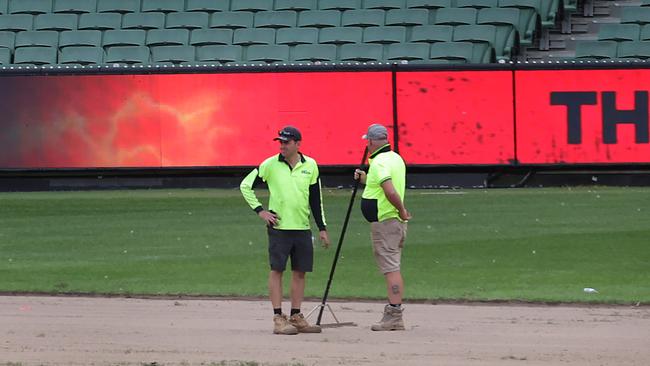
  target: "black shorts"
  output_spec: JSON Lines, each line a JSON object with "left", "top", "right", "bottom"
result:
{"left": 267, "top": 228, "right": 313, "bottom": 272}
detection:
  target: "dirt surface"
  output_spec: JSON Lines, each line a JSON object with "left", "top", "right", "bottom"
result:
{"left": 1, "top": 296, "right": 649, "bottom": 366}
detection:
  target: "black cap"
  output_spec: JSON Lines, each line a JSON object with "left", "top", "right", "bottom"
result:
{"left": 274, "top": 126, "right": 302, "bottom": 142}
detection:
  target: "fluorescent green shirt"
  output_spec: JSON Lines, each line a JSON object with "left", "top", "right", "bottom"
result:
{"left": 361, "top": 144, "right": 406, "bottom": 222}
{"left": 240, "top": 153, "right": 326, "bottom": 231}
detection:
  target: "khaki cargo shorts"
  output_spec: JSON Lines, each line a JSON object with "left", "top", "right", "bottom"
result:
{"left": 370, "top": 218, "right": 407, "bottom": 274}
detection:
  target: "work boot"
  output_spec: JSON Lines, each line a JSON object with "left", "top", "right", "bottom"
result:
{"left": 289, "top": 313, "right": 322, "bottom": 333}
{"left": 273, "top": 314, "right": 298, "bottom": 335}
{"left": 371, "top": 305, "right": 405, "bottom": 331}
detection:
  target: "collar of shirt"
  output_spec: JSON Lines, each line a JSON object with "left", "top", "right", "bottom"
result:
{"left": 369, "top": 144, "right": 392, "bottom": 161}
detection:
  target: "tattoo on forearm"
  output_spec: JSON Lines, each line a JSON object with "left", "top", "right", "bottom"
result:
{"left": 391, "top": 285, "right": 400, "bottom": 295}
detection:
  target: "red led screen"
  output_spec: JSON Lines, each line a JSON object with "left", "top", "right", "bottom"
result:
{"left": 0, "top": 72, "right": 392, "bottom": 168}
{"left": 516, "top": 69, "right": 650, "bottom": 164}
{"left": 396, "top": 71, "right": 515, "bottom": 165}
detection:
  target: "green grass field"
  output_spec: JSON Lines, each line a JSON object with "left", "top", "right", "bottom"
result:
{"left": 0, "top": 187, "right": 648, "bottom": 304}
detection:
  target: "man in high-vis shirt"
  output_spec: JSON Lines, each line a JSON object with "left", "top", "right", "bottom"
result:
{"left": 354, "top": 123, "right": 411, "bottom": 331}
{"left": 240, "top": 126, "right": 330, "bottom": 335}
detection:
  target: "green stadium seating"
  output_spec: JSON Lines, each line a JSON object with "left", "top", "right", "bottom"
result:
{"left": 190, "top": 28, "right": 232, "bottom": 45}
{"left": 385, "top": 9, "right": 428, "bottom": 26}
{"left": 320, "top": 0, "right": 361, "bottom": 11}
{"left": 78, "top": 13, "right": 121, "bottom": 30}
{"left": 97, "top": 0, "right": 139, "bottom": 14}
{"left": 232, "top": 28, "right": 274, "bottom": 45}
{"left": 434, "top": 8, "right": 477, "bottom": 25}
{"left": 166, "top": 12, "right": 209, "bottom": 29}
{"left": 319, "top": 26, "right": 362, "bottom": 44}
{"left": 210, "top": 12, "right": 254, "bottom": 29}
{"left": 59, "top": 30, "right": 102, "bottom": 48}
{"left": 15, "top": 30, "right": 58, "bottom": 47}
{"left": 365, "top": 0, "right": 405, "bottom": 10}
{"left": 275, "top": 0, "right": 316, "bottom": 11}
{"left": 453, "top": 23, "right": 514, "bottom": 60}
{"left": 53, "top": 0, "right": 96, "bottom": 14}
{"left": 0, "top": 15, "right": 33, "bottom": 31}
{"left": 387, "top": 42, "right": 429, "bottom": 60}
{"left": 34, "top": 14, "right": 76, "bottom": 31}
{"left": 410, "top": 25, "right": 453, "bottom": 43}
{"left": 196, "top": 44, "right": 241, "bottom": 62}
{"left": 291, "top": 43, "right": 336, "bottom": 61}
{"left": 598, "top": 24, "right": 640, "bottom": 42}
{"left": 621, "top": 7, "right": 650, "bottom": 25}
{"left": 641, "top": 24, "right": 650, "bottom": 40}
{"left": 231, "top": 0, "right": 273, "bottom": 12}
{"left": 151, "top": 45, "right": 194, "bottom": 63}
{"left": 477, "top": 8, "right": 532, "bottom": 47}
{"left": 363, "top": 26, "right": 406, "bottom": 44}
{"left": 342, "top": 9, "right": 385, "bottom": 27}
{"left": 0, "top": 47, "right": 9, "bottom": 63}
{"left": 9, "top": 0, "right": 52, "bottom": 15}
{"left": 0, "top": 0, "right": 6, "bottom": 15}
{"left": 574, "top": 40, "right": 617, "bottom": 59}
{"left": 406, "top": 0, "right": 451, "bottom": 9}
{"left": 457, "top": 0, "right": 498, "bottom": 9}
{"left": 142, "top": 0, "right": 184, "bottom": 13}
{"left": 105, "top": 45, "right": 150, "bottom": 64}
{"left": 102, "top": 29, "right": 146, "bottom": 47}
{"left": 246, "top": 44, "right": 289, "bottom": 62}
{"left": 298, "top": 10, "right": 340, "bottom": 28}
{"left": 122, "top": 12, "right": 166, "bottom": 30}
{"left": 276, "top": 27, "right": 318, "bottom": 45}
{"left": 146, "top": 29, "right": 189, "bottom": 46}
{"left": 430, "top": 41, "right": 474, "bottom": 62}
{"left": 186, "top": 0, "right": 229, "bottom": 13}
{"left": 14, "top": 46, "right": 57, "bottom": 64}
{"left": 254, "top": 10, "right": 297, "bottom": 28}
{"left": 617, "top": 41, "right": 650, "bottom": 59}
{"left": 0, "top": 30, "right": 14, "bottom": 48}
{"left": 642, "top": 0, "right": 650, "bottom": 6}
{"left": 59, "top": 45, "right": 103, "bottom": 64}
{"left": 495, "top": 0, "right": 539, "bottom": 45}
{"left": 340, "top": 43, "right": 383, "bottom": 61}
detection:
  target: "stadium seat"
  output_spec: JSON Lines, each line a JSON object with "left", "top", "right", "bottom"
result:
{"left": 364, "top": 0, "right": 405, "bottom": 10}
{"left": 102, "top": 29, "right": 146, "bottom": 47}
{"left": 13, "top": 46, "right": 57, "bottom": 64}
{"left": 298, "top": 10, "right": 340, "bottom": 27}
{"left": 641, "top": 24, "right": 650, "bottom": 40}
{"left": 406, "top": 0, "right": 452, "bottom": 9}
{"left": 492, "top": 2, "right": 537, "bottom": 47}
{"left": 319, "top": 27, "right": 362, "bottom": 44}
{"left": 246, "top": 44, "right": 289, "bottom": 62}
{"left": 97, "top": 0, "right": 139, "bottom": 14}
{"left": 151, "top": 45, "right": 195, "bottom": 63}
{"left": 231, "top": 0, "right": 273, "bottom": 12}
{"left": 276, "top": 27, "right": 318, "bottom": 45}
{"left": 78, "top": 13, "right": 121, "bottom": 30}
{"left": 0, "top": 47, "right": 9, "bottom": 64}
{"left": 233, "top": 28, "right": 274, "bottom": 45}
{"left": 617, "top": 41, "right": 650, "bottom": 59}
{"left": 0, "top": 15, "right": 33, "bottom": 31}
{"left": 598, "top": 24, "right": 640, "bottom": 42}
{"left": 457, "top": 0, "right": 498, "bottom": 9}
{"left": 275, "top": 0, "right": 316, "bottom": 11}
{"left": 410, "top": 25, "right": 453, "bottom": 43}
{"left": 642, "top": 0, "right": 650, "bottom": 6}
{"left": 291, "top": 43, "right": 336, "bottom": 61}
{"left": 254, "top": 10, "right": 297, "bottom": 28}
{"left": 122, "top": 12, "right": 166, "bottom": 30}
{"left": 142, "top": 0, "right": 184, "bottom": 13}
{"left": 453, "top": 24, "right": 514, "bottom": 60}
{"left": 8, "top": 0, "right": 52, "bottom": 15}
{"left": 363, "top": 26, "right": 406, "bottom": 44}
{"left": 342, "top": 9, "right": 385, "bottom": 27}
{"left": 15, "top": 30, "right": 58, "bottom": 48}
{"left": 0, "top": 30, "right": 14, "bottom": 48}
{"left": 59, "top": 30, "right": 102, "bottom": 48}
{"left": 621, "top": 9, "right": 650, "bottom": 27}
{"left": 434, "top": 8, "right": 477, "bottom": 25}
{"left": 166, "top": 12, "right": 209, "bottom": 30}
{"left": 105, "top": 46, "right": 150, "bottom": 64}
{"left": 477, "top": 8, "right": 530, "bottom": 46}
{"left": 186, "top": 0, "right": 229, "bottom": 13}
{"left": 53, "top": 0, "right": 96, "bottom": 14}
{"left": 196, "top": 44, "right": 242, "bottom": 63}
{"left": 190, "top": 28, "right": 232, "bottom": 45}
{"left": 33, "top": 14, "right": 76, "bottom": 31}
{"left": 210, "top": 12, "right": 254, "bottom": 29}
{"left": 319, "top": 0, "right": 361, "bottom": 11}
{"left": 574, "top": 40, "right": 617, "bottom": 59}
{"left": 146, "top": 29, "right": 189, "bottom": 46}
{"left": 340, "top": 43, "right": 383, "bottom": 61}
{"left": 433, "top": 41, "right": 490, "bottom": 63}
{"left": 387, "top": 42, "right": 429, "bottom": 60}
{"left": 385, "top": 9, "right": 428, "bottom": 26}
{"left": 59, "top": 46, "right": 103, "bottom": 64}
{"left": 0, "top": 0, "right": 6, "bottom": 15}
